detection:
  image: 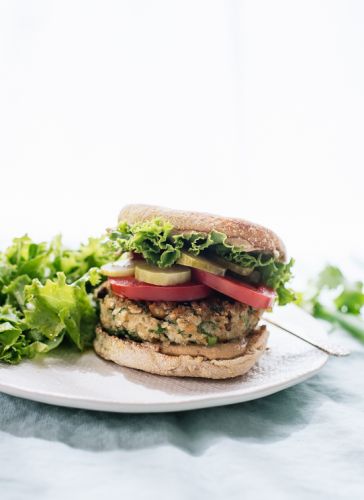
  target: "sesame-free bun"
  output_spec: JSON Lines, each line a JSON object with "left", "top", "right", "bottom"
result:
{"left": 118, "top": 204, "right": 286, "bottom": 260}
{"left": 94, "top": 325, "right": 269, "bottom": 380}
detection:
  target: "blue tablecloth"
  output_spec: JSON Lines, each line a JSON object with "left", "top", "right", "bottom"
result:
{"left": 1, "top": 330, "right": 363, "bottom": 500}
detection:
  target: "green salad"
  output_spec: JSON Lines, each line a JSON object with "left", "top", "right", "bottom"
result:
{"left": 0, "top": 235, "right": 112, "bottom": 364}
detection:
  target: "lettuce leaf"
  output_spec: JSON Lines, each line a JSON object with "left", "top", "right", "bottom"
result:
{"left": 0, "top": 235, "right": 112, "bottom": 297}
{"left": 51, "top": 236, "right": 113, "bottom": 282}
{"left": 109, "top": 219, "right": 182, "bottom": 267}
{"left": 109, "top": 218, "right": 295, "bottom": 305}
{"left": 0, "top": 234, "right": 110, "bottom": 364}
{"left": 0, "top": 305, "right": 62, "bottom": 364}
{"left": 24, "top": 273, "right": 96, "bottom": 350}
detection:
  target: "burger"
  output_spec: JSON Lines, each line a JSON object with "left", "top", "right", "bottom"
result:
{"left": 94, "top": 205, "right": 294, "bottom": 379}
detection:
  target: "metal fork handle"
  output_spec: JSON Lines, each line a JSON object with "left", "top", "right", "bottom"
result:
{"left": 263, "top": 317, "right": 351, "bottom": 357}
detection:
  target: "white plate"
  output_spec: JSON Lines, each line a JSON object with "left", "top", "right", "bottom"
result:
{"left": 0, "top": 305, "right": 328, "bottom": 412}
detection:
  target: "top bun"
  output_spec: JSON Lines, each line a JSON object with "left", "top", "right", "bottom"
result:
{"left": 118, "top": 204, "right": 286, "bottom": 261}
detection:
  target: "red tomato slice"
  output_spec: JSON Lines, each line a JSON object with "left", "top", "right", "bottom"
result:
{"left": 192, "top": 269, "right": 276, "bottom": 309}
{"left": 109, "top": 277, "right": 212, "bottom": 302}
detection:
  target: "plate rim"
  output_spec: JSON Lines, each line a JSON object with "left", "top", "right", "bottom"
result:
{"left": 0, "top": 354, "right": 328, "bottom": 413}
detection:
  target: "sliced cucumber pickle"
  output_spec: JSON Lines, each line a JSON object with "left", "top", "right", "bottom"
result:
{"left": 177, "top": 251, "right": 226, "bottom": 276}
{"left": 135, "top": 262, "right": 191, "bottom": 286}
{"left": 100, "top": 258, "right": 135, "bottom": 278}
{"left": 211, "top": 256, "right": 253, "bottom": 277}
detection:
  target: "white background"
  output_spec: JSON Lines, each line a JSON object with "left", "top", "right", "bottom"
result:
{"left": 1, "top": 1, "right": 363, "bottom": 278}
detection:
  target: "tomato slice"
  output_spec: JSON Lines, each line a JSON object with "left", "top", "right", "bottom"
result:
{"left": 109, "top": 277, "right": 212, "bottom": 302}
{"left": 192, "top": 269, "right": 276, "bottom": 309}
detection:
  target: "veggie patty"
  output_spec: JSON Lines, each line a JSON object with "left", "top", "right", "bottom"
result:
{"left": 98, "top": 284, "right": 262, "bottom": 346}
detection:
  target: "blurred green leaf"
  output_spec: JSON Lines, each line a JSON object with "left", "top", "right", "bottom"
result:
{"left": 316, "top": 265, "right": 345, "bottom": 290}
{"left": 299, "top": 264, "right": 364, "bottom": 343}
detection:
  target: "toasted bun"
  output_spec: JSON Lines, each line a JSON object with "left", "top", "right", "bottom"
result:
{"left": 94, "top": 326, "right": 269, "bottom": 380}
{"left": 118, "top": 204, "right": 286, "bottom": 260}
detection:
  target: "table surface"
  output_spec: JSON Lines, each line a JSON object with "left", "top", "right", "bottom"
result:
{"left": 1, "top": 326, "right": 363, "bottom": 500}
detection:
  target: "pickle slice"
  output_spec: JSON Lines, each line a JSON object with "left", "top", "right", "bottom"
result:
{"left": 100, "top": 258, "right": 135, "bottom": 278}
{"left": 177, "top": 251, "right": 226, "bottom": 276}
{"left": 211, "top": 256, "right": 253, "bottom": 276}
{"left": 135, "top": 262, "right": 191, "bottom": 286}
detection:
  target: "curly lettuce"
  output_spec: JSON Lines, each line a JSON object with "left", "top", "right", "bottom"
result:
{"left": 0, "top": 235, "right": 111, "bottom": 364}
{"left": 108, "top": 218, "right": 295, "bottom": 305}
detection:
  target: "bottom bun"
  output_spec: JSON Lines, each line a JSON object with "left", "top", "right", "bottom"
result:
{"left": 94, "top": 325, "right": 269, "bottom": 380}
